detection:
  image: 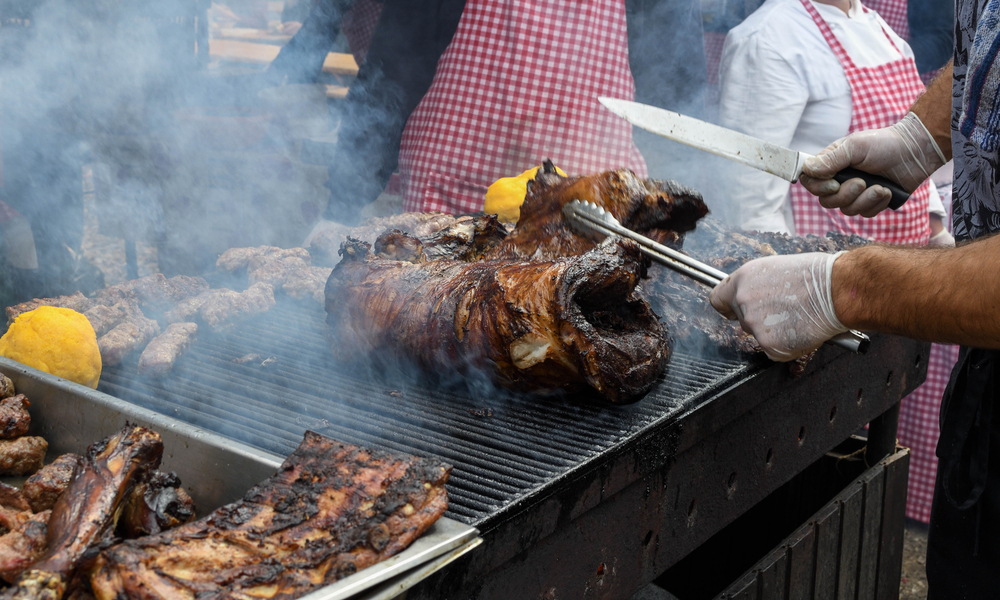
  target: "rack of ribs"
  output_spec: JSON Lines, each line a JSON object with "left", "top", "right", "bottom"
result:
{"left": 91, "top": 431, "right": 450, "bottom": 600}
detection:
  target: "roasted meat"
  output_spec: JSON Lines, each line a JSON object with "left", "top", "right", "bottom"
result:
{"left": 0, "top": 483, "right": 30, "bottom": 512}
{"left": 91, "top": 432, "right": 450, "bottom": 600}
{"left": 0, "top": 510, "right": 50, "bottom": 584}
{"left": 488, "top": 163, "right": 708, "bottom": 262}
{"left": 0, "top": 395, "right": 30, "bottom": 439}
{"left": 97, "top": 317, "right": 160, "bottom": 367}
{"left": 199, "top": 282, "right": 275, "bottom": 331}
{"left": 94, "top": 274, "right": 209, "bottom": 312}
{"left": 419, "top": 215, "right": 509, "bottom": 261}
{"left": 326, "top": 234, "right": 667, "bottom": 403}
{"left": 0, "top": 437, "right": 47, "bottom": 476}
{"left": 137, "top": 323, "right": 198, "bottom": 377}
{"left": 24, "top": 455, "right": 84, "bottom": 513}
{"left": 247, "top": 256, "right": 312, "bottom": 287}
{"left": 282, "top": 266, "right": 333, "bottom": 304}
{"left": 3, "top": 427, "right": 162, "bottom": 600}
{"left": 309, "top": 212, "right": 459, "bottom": 265}
{"left": 0, "top": 375, "right": 15, "bottom": 400}
{"left": 216, "top": 246, "right": 311, "bottom": 273}
{"left": 117, "top": 471, "right": 195, "bottom": 538}
{"left": 5, "top": 293, "right": 94, "bottom": 325}
{"left": 82, "top": 302, "right": 142, "bottom": 338}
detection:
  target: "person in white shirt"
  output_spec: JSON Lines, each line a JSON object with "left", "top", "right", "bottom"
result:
{"left": 716, "top": 0, "right": 958, "bottom": 531}
{"left": 716, "top": 0, "right": 952, "bottom": 245}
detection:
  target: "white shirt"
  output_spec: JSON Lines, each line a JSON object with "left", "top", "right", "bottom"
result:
{"left": 717, "top": 0, "right": 934, "bottom": 234}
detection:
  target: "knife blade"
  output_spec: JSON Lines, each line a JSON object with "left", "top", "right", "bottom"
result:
{"left": 599, "top": 97, "right": 910, "bottom": 210}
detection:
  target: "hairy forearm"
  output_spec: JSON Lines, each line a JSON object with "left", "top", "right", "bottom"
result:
{"left": 832, "top": 234, "right": 1000, "bottom": 346}
{"left": 910, "top": 61, "right": 954, "bottom": 160}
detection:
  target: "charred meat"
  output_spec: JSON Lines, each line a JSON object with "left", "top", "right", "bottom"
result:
{"left": 326, "top": 235, "right": 668, "bottom": 403}
{"left": 97, "top": 317, "right": 160, "bottom": 367}
{"left": 488, "top": 164, "right": 708, "bottom": 262}
{"left": 116, "top": 471, "right": 195, "bottom": 538}
{"left": 0, "top": 395, "right": 30, "bottom": 440}
{"left": 0, "top": 511, "right": 50, "bottom": 584}
{"left": 3, "top": 427, "right": 162, "bottom": 600}
{"left": 0, "top": 437, "right": 47, "bottom": 476}
{"left": 0, "top": 483, "right": 30, "bottom": 513}
{"left": 309, "top": 212, "right": 459, "bottom": 265}
{"left": 137, "top": 323, "right": 198, "bottom": 377}
{"left": 91, "top": 431, "right": 450, "bottom": 600}
{"left": 24, "top": 455, "right": 84, "bottom": 513}
{"left": 0, "top": 376, "right": 14, "bottom": 400}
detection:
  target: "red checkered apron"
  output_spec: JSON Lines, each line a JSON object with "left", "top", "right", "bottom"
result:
{"left": 793, "top": 0, "right": 952, "bottom": 524}
{"left": 396, "top": 0, "right": 647, "bottom": 214}
{"left": 864, "top": 0, "right": 910, "bottom": 41}
{"left": 790, "top": 0, "right": 930, "bottom": 245}
{"left": 340, "top": 0, "right": 383, "bottom": 66}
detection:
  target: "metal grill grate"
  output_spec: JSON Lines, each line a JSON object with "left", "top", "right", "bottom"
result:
{"left": 98, "top": 302, "right": 762, "bottom": 527}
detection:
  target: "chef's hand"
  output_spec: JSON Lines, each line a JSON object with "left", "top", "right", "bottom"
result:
{"left": 709, "top": 252, "right": 848, "bottom": 362}
{"left": 799, "top": 112, "right": 947, "bottom": 217}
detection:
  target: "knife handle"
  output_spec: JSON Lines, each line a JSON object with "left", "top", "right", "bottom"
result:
{"left": 832, "top": 168, "right": 910, "bottom": 210}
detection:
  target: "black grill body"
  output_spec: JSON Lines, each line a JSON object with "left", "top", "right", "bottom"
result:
{"left": 97, "top": 301, "right": 928, "bottom": 599}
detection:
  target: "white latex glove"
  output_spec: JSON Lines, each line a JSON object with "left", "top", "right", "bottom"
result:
{"left": 928, "top": 228, "right": 956, "bottom": 247}
{"left": 709, "top": 252, "right": 849, "bottom": 362}
{"left": 799, "top": 112, "right": 947, "bottom": 218}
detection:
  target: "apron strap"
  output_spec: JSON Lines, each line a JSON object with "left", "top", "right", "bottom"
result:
{"left": 937, "top": 347, "right": 998, "bottom": 510}
{"left": 798, "top": 0, "right": 904, "bottom": 69}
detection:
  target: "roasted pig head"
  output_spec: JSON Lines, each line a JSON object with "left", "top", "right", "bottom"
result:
{"left": 2, "top": 426, "right": 163, "bottom": 600}
{"left": 326, "top": 234, "right": 668, "bottom": 403}
{"left": 490, "top": 161, "right": 709, "bottom": 261}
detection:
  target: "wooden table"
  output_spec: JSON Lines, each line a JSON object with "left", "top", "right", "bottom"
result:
{"left": 208, "top": 39, "right": 360, "bottom": 77}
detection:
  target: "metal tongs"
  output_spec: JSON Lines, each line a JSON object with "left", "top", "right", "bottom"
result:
{"left": 562, "top": 200, "right": 871, "bottom": 354}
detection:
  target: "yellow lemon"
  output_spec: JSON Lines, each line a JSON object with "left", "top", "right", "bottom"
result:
{"left": 484, "top": 164, "right": 567, "bottom": 222}
{"left": 0, "top": 306, "right": 102, "bottom": 389}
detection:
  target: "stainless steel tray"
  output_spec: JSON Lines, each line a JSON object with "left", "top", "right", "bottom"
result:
{"left": 0, "top": 356, "right": 481, "bottom": 599}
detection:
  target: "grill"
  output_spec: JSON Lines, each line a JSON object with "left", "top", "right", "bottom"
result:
{"left": 95, "top": 300, "right": 928, "bottom": 599}
{"left": 99, "top": 301, "right": 753, "bottom": 526}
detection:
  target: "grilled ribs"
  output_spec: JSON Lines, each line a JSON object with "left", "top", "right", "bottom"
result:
{"left": 24, "top": 455, "right": 84, "bottom": 513}
{"left": 327, "top": 234, "right": 667, "bottom": 403}
{"left": 0, "top": 395, "right": 30, "bottom": 439}
{"left": 91, "top": 431, "right": 450, "bottom": 600}
{"left": 137, "top": 323, "right": 198, "bottom": 377}
{"left": 2, "top": 426, "right": 163, "bottom": 600}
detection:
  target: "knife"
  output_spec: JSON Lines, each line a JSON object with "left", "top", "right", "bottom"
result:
{"left": 599, "top": 97, "right": 910, "bottom": 210}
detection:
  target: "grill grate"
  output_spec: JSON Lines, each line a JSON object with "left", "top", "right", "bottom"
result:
{"left": 98, "top": 302, "right": 761, "bottom": 526}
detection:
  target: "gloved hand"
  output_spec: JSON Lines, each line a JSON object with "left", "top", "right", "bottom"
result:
{"left": 709, "top": 252, "right": 849, "bottom": 361}
{"left": 928, "top": 228, "right": 956, "bottom": 247}
{"left": 799, "top": 112, "right": 947, "bottom": 217}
